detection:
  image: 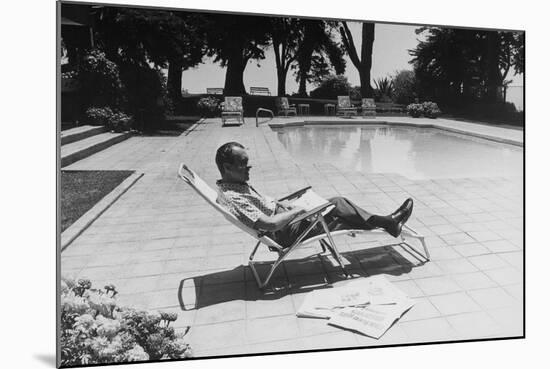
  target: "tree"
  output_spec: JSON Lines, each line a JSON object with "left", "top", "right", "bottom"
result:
{"left": 409, "top": 27, "right": 524, "bottom": 104}
{"left": 92, "top": 7, "right": 206, "bottom": 103}
{"left": 339, "top": 22, "right": 375, "bottom": 98}
{"left": 270, "top": 18, "right": 301, "bottom": 96}
{"left": 204, "top": 13, "right": 272, "bottom": 95}
{"left": 392, "top": 70, "right": 418, "bottom": 104}
{"left": 293, "top": 20, "right": 346, "bottom": 97}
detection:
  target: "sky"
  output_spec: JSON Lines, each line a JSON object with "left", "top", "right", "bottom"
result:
{"left": 181, "top": 22, "right": 424, "bottom": 95}
{"left": 180, "top": 21, "right": 524, "bottom": 98}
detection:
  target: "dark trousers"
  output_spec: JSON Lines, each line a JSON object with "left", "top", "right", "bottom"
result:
{"left": 273, "top": 197, "right": 375, "bottom": 247}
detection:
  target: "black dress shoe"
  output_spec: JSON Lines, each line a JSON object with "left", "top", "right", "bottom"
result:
{"left": 391, "top": 198, "right": 413, "bottom": 218}
{"left": 387, "top": 199, "right": 414, "bottom": 237}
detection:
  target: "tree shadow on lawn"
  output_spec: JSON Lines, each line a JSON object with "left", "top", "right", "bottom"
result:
{"left": 177, "top": 243, "right": 427, "bottom": 311}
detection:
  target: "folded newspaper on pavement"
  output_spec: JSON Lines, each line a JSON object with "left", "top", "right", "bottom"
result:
{"left": 297, "top": 275, "right": 415, "bottom": 338}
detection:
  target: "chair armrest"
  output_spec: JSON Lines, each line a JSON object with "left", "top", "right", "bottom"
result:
{"left": 288, "top": 202, "right": 334, "bottom": 226}
{"left": 278, "top": 186, "right": 312, "bottom": 201}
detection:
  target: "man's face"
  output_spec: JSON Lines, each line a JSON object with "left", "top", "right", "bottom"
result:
{"left": 224, "top": 147, "right": 251, "bottom": 183}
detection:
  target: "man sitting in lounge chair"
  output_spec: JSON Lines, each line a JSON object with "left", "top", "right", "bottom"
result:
{"left": 215, "top": 142, "right": 414, "bottom": 247}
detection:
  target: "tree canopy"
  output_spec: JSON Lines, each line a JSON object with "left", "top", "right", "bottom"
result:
{"left": 204, "top": 13, "right": 272, "bottom": 95}
{"left": 409, "top": 27, "right": 524, "bottom": 104}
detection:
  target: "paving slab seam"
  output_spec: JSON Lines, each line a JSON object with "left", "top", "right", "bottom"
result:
{"left": 61, "top": 172, "right": 144, "bottom": 251}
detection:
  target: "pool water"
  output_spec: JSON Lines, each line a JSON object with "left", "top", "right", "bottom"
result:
{"left": 276, "top": 125, "right": 523, "bottom": 180}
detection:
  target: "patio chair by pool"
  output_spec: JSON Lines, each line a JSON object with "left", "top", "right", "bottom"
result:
{"left": 178, "top": 164, "right": 429, "bottom": 289}
{"left": 221, "top": 96, "right": 244, "bottom": 126}
{"left": 336, "top": 96, "right": 358, "bottom": 117}
{"left": 361, "top": 98, "right": 376, "bottom": 117}
{"left": 276, "top": 97, "right": 297, "bottom": 117}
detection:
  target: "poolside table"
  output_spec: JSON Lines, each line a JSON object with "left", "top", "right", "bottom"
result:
{"left": 298, "top": 104, "right": 310, "bottom": 116}
{"left": 324, "top": 103, "right": 336, "bottom": 115}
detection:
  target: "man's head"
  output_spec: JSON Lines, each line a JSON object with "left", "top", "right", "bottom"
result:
{"left": 215, "top": 142, "right": 251, "bottom": 183}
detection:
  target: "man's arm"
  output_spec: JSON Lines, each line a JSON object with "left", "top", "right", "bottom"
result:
{"left": 254, "top": 207, "right": 306, "bottom": 232}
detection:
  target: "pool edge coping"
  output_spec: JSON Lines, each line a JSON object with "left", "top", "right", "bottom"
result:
{"left": 267, "top": 119, "right": 523, "bottom": 147}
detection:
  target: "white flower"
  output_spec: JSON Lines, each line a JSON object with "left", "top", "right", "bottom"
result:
{"left": 125, "top": 344, "right": 149, "bottom": 361}
{"left": 96, "top": 316, "right": 121, "bottom": 338}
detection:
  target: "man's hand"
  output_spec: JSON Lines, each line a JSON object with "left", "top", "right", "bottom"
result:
{"left": 256, "top": 205, "right": 307, "bottom": 232}
{"left": 276, "top": 200, "right": 297, "bottom": 213}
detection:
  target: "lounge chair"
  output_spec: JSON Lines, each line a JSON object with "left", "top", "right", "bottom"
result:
{"left": 221, "top": 96, "right": 244, "bottom": 126}
{"left": 276, "top": 97, "right": 297, "bottom": 117}
{"left": 177, "top": 164, "right": 430, "bottom": 289}
{"left": 361, "top": 98, "right": 376, "bottom": 117}
{"left": 336, "top": 96, "right": 358, "bottom": 117}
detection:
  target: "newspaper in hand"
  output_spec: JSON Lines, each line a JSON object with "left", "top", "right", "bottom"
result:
{"left": 290, "top": 190, "right": 332, "bottom": 215}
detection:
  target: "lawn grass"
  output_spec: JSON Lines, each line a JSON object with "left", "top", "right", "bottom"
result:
{"left": 61, "top": 170, "right": 134, "bottom": 232}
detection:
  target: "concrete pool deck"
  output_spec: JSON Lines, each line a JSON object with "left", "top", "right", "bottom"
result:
{"left": 61, "top": 116, "right": 523, "bottom": 357}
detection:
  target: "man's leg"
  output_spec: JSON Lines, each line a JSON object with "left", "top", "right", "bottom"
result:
{"left": 326, "top": 197, "right": 413, "bottom": 237}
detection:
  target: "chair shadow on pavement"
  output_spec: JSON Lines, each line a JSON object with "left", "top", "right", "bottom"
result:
{"left": 177, "top": 242, "right": 427, "bottom": 311}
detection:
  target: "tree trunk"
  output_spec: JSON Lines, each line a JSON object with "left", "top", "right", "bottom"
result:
{"left": 486, "top": 31, "right": 500, "bottom": 103}
{"left": 359, "top": 70, "right": 373, "bottom": 98}
{"left": 167, "top": 59, "right": 183, "bottom": 103}
{"left": 359, "top": 23, "right": 375, "bottom": 98}
{"left": 277, "top": 69, "right": 287, "bottom": 96}
{"left": 224, "top": 47, "right": 247, "bottom": 95}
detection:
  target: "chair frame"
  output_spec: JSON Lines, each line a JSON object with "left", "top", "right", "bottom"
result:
{"left": 276, "top": 97, "right": 297, "bottom": 117}
{"left": 178, "top": 164, "right": 430, "bottom": 289}
{"left": 221, "top": 96, "right": 244, "bottom": 126}
{"left": 336, "top": 96, "right": 358, "bottom": 117}
{"left": 361, "top": 98, "right": 377, "bottom": 117}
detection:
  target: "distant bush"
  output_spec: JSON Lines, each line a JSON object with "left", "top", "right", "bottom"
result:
{"left": 310, "top": 75, "right": 352, "bottom": 99}
{"left": 78, "top": 49, "right": 125, "bottom": 109}
{"left": 407, "top": 103, "right": 424, "bottom": 118}
{"left": 196, "top": 97, "right": 222, "bottom": 117}
{"left": 407, "top": 101, "right": 441, "bottom": 118}
{"left": 60, "top": 277, "right": 192, "bottom": 366}
{"left": 85, "top": 107, "right": 133, "bottom": 132}
{"left": 392, "top": 70, "right": 418, "bottom": 105}
{"left": 421, "top": 101, "right": 441, "bottom": 118}
{"left": 374, "top": 77, "right": 394, "bottom": 103}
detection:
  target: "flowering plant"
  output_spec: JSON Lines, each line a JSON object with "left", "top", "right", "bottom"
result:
{"left": 85, "top": 107, "right": 133, "bottom": 132}
{"left": 421, "top": 101, "right": 441, "bottom": 118}
{"left": 196, "top": 96, "right": 222, "bottom": 117}
{"left": 60, "top": 277, "right": 192, "bottom": 366}
{"left": 406, "top": 103, "right": 424, "bottom": 118}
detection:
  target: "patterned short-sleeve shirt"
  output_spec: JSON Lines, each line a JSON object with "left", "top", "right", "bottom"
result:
{"left": 216, "top": 180, "right": 276, "bottom": 229}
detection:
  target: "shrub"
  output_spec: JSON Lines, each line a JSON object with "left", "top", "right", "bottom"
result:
{"left": 78, "top": 49, "right": 125, "bottom": 109}
{"left": 406, "top": 101, "right": 442, "bottom": 118}
{"left": 60, "top": 277, "right": 192, "bottom": 366}
{"left": 407, "top": 103, "right": 424, "bottom": 118}
{"left": 392, "top": 70, "right": 418, "bottom": 105}
{"left": 85, "top": 107, "right": 133, "bottom": 132}
{"left": 421, "top": 101, "right": 441, "bottom": 118}
{"left": 310, "top": 75, "right": 352, "bottom": 99}
{"left": 119, "top": 64, "right": 167, "bottom": 131}
{"left": 196, "top": 97, "right": 222, "bottom": 117}
{"left": 374, "top": 77, "right": 394, "bottom": 103}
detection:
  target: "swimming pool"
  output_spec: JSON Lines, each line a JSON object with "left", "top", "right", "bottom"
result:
{"left": 276, "top": 125, "right": 523, "bottom": 180}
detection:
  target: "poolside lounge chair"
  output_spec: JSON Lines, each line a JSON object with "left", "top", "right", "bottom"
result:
{"left": 221, "top": 96, "right": 244, "bottom": 126}
{"left": 178, "top": 164, "right": 429, "bottom": 289}
{"left": 361, "top": 98, "right": 376, "bottom": 117}
{"left": 336, "top": 96, "right": 358, "bottom": 117}
{"left": 276, "top": 97, "right": 297, "bottom": 117}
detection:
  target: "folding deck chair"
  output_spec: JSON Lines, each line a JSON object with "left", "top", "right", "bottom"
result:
{"left": 276, "top": 97, "right": 297, "bottom": 117}
{"left": 221, "top": 96, "right": 244, "bottom": 126}
{"left": 361, "top": 98, "right": 377, "bottom": 117}
{"left": 336, "top": 96, "right": 358, "bottom": 117}
{"left": 178, "top": 164, "right": 429, "bottom": 289}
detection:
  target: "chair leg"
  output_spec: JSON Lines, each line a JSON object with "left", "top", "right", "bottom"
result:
{"left": 319, "top": 218, "right": 349, "bottom": 276}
